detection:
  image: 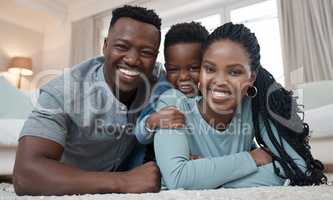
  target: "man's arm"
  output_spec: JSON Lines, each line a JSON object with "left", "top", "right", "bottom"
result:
{"left": 13, "top": 136, "right": 160, "bottom": 196}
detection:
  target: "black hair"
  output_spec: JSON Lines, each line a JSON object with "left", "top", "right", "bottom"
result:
{"left": 164, "top": 22, "right": 209, "bottom": 56}
{"left": 204, "top": 22, "right": 327, "bottom": 185}
{"left": 109, "top": 5, "right": 161, "bottom": 31}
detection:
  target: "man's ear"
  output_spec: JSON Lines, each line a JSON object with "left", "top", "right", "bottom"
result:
{"left": 102, "top": 37, "right": 108, "bottom": 56}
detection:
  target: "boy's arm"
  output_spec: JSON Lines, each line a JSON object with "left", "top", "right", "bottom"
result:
{"left": 134, "top": 107, "right": 185, "bottom": 144}
{"left": 135, "top": 115, "right": 154, "bottom": 144}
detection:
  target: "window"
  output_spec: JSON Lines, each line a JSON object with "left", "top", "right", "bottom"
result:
{"left": 156, "top": 28, "right": 169, "bottom": 65}
{"left": 195, "top": 14, "right": 221, "bottom": 33}
{"left": 230, "top": 0, "right": 285, "bottom": 85}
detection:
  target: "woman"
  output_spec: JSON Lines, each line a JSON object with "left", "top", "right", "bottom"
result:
{"left": 154, "top": 22, "right": 326, "bottom": 189}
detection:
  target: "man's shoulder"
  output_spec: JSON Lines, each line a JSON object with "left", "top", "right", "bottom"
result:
{"left": 40, "top": 57, "right": 105, "bottom": 97}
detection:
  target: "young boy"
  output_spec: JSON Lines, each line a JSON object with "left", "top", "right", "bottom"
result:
{"left": 135, "top": 22, "right": 209, "bottom": 146}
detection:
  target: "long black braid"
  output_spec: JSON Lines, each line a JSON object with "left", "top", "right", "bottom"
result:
{"left": 204, "top": 22, "right": 327, "bottom": 185}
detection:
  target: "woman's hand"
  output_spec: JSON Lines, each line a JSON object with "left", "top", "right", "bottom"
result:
{"left": 145, "top": 106, "right": 185, "bottom": 130}
{"left": 250, "top": 148, "right": 272, "bottom": 166}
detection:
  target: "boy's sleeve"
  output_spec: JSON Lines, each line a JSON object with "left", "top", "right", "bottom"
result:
{"left": 134, "top": 88, "right": 180, "bottom": 144}
{"left": 134, "top": 115, "right": 154, "bottom": 144}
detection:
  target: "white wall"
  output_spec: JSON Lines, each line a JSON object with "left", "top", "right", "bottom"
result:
{"left": 41, "top": 0, "right": 237, "bottom": 71}
{"left": 42, "top": 20, "right": 71, "bottom": 70}
{"left": 0, "top": 19, "right": 44, "bottom": 90}
{"left": 310, "top": 139, "right": 333, "bottom": 164}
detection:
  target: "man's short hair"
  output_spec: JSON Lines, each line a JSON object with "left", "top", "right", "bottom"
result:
{"left": 164, "top": 22, "right": 209, "bottom": 55}
{"left": 109, "top": 5, "right": 161, "bottom": 31}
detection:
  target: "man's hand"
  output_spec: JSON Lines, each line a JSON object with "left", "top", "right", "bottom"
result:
{"left": 121, "top": 161, "right": 161, "bottom": 193}
{"left": 145, "top": 106, "right": 185, "bottom": 130}
{"left": 250, "top": 148, "right": 272, "bottom": 167}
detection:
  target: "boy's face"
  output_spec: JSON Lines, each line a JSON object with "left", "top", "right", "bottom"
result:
{"left": 165, "top": 43, "right": 202, "bottom": 97}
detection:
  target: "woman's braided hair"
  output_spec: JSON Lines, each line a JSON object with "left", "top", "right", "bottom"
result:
{"left": 203, "top": 22, "right": 327, "bottom": 185}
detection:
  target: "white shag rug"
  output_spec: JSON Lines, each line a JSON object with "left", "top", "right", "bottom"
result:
{"left": 1, "top": 183, "right": 332, "bottom": 200}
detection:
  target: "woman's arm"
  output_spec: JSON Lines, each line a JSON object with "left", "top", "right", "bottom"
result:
{"left": 154, "top": 128, "right": 259, "bottom": 190}
{"left": 222, "top": 119, "right": 308, "bottom": 188}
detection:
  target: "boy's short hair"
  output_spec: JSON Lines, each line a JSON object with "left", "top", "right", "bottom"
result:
{"left": 109, "top": 5, "right": 161, "bottom": 31}
{"left": 164, "top": 22, "right": 209, "bottom": 56}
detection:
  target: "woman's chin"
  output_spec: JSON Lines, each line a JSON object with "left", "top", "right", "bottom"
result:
{"left": 205, "top": 101, "right": 236, "bottom": 115}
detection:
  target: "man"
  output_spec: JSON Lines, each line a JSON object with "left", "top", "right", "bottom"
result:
{"left": 13, "top": 5, "right": 162, "bottom": 195}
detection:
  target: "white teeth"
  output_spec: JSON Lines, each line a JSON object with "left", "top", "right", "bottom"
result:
{"left": 212, "top": 91, "right": 230, "bottom": 97}
{"left": 119, "top": 68, "right": 140, "bottom": 76}
{"left": 180, "top": 85, "right": 192, "bottom": 89}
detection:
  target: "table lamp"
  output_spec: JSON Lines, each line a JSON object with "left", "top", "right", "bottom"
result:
{"left": 7, "top": 57, "right": 33, "bottom": 88}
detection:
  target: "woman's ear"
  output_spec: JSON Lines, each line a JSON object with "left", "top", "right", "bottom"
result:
{"left": 249, "top": 72, "right": 257, "bottom": 85}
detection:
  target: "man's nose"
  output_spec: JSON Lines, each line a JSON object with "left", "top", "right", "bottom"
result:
{"left": 124, "top": 49, "right": 140, "bottom": 66}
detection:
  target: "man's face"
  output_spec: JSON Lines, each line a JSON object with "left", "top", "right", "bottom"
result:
{"left": 103, "top": 17, "right": 160, "bottom": 93}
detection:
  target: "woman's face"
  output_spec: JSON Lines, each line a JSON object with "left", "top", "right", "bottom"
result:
{"left": 199, "top": 39, "right": 256, "bottom": 115}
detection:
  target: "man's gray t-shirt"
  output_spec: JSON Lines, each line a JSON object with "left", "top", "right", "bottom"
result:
{"left": 20, "top": 57, "right": 153, "bottom": 171}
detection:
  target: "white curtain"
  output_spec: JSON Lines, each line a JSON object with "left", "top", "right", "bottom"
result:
{"left": 278, "top": 0, "right": 333, "bottom": 88}
{"left": 70, "top": 17, "right": 95, "bottom": 66}
{"left": 70, "top": 12, "right": 111, "bottom": 66}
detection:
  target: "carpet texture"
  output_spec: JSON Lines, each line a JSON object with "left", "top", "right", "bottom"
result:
{"left": 1, "top": 183, "right": 332, "bottom": 200}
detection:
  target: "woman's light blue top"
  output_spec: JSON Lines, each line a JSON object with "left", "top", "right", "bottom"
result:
{"left": 154, "top": 89, "right": 306, "bottom": 190}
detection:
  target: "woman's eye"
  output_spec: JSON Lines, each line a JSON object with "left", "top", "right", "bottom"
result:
{"left": 203, "top": 65, "right": 215, "bottom": 73}
{"left": 229, "top": 70, "right": 242, "bottom": 76}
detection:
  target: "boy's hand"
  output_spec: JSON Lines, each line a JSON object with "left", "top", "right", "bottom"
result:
{"left": 189, "top": 154, "right": 201, "bottom": 160}
{"left": 250, "top": 148, "right": 272, "bottom": 166}
{"left": 145, "top": 106, "right": 185, "bottom": 130}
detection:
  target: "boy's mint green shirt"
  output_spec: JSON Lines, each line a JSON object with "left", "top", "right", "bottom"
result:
{"left": 154, "top": 89, "right": 306, "bottom": 190}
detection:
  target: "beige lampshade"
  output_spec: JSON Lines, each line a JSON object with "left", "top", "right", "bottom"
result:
{"left": 8, "top": 57, "right": 33, "bottom": 76}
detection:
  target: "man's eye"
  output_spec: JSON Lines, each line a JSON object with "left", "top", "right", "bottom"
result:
{"left": 141, "top": 50, "right": 155, "bottom": 57}
{"left": 115, "top": 44, "right": 128, "bottom": 51}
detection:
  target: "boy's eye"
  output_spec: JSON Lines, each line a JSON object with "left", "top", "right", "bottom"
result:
{"left": 166, "top": 66, "right": 179, "bottom": 73}
{"left": 189, "top": 65, "right": 200, "bottom": 72}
